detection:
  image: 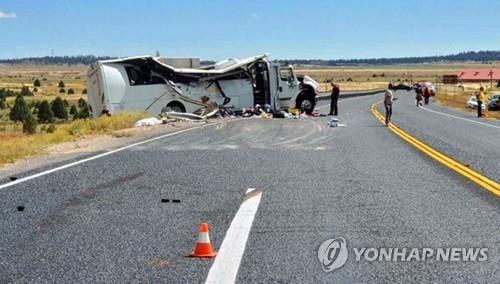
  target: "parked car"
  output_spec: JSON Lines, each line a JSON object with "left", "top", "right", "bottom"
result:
{"left": 488, "top": 94, "right": 500, "bottom": 111}
{"left": 466, "top": 96, "right": 486, "bottom": 110}
{"left": 392, "top": 83, "right": 412, "bottom": 91}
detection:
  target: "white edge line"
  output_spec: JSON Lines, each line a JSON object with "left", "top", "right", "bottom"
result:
{"left": 205, "top": 188, "right": 263, "bottom": 284}
{"left": 0, "top": 120, "right": 239, "bottom": 190}
{"left": 421, "top": 106, "right": 500, "bottom": 129}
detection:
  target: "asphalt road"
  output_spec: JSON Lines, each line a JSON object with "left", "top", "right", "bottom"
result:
{"left": 378, "top": 91, "right": 500, "bottom": 181}
{"left": 0, "top": 93, "right": 499, "bottom": 283}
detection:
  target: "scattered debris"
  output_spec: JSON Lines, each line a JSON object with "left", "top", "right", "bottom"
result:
{"left": 165, "top": 112, "right": 204, "bottom": 121}
{"left": 327, "top": 118, "right": 347, "bottom": 128}
{"left": 134, "top": 117, "right": 163, "bottom": 127}
{"left": 161, "top": 198, "right": 181, "bottom": 203}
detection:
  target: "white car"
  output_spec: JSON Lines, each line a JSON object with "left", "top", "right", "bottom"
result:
{"left": 466, "top": 96, "right": 486, "bottom": 110}
{"left": 423, "top": 82, "right": 436, "bottom": 95}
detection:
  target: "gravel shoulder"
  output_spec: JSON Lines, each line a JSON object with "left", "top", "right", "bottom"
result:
{"left": 0, "top": 120, "right": 214, "bottom": 182}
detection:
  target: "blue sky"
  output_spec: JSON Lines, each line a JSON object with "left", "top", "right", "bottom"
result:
{"left": 0, "top": 0, "right": 499, "bottom": 60}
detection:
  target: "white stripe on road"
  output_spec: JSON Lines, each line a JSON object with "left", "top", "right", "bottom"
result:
{"left": 421, "top": 106, "right": 500, "bottom": 129}
{"left": 0, "top": 121, "right": 233, "bottom": 190}
{"left": 205, "top": 188, "right": 263, "bottom": 284}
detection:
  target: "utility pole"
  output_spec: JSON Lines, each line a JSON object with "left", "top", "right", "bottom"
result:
{"left": 489, "top": 69, "right": 493, "bottom": 89}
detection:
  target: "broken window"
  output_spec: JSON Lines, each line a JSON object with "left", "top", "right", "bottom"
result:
{"left": 125, "top": 66, "right": 166, "bottom": 86}
{"left": 279, "top": 67, "right": 294, "bottom": 82}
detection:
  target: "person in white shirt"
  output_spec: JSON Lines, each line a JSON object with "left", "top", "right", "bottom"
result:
{"left": 384, "top": 84, "right": 394, "bottom": 125}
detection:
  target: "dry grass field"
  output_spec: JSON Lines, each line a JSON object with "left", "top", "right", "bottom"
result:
{"left": 296, "top": 62, "right": 500, "bottom": 92}
{"left": 0, "top": 64, "right": 87, "bottom": 104}
{"left": 0, "top": 112, "right": 146, "bottom": 166}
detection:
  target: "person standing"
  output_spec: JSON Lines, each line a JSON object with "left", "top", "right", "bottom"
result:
{"left": 477, "top": 86, "right": 485, "bottom": 117}
{"left": 423, "top": 86, "right": 431, "bottom": 105}
{"left": 415, "top": 85, "right": 423, "bottom": 107}
{"left": 329, "top": 82, "right": 340, "bottom": 116}
{"left": 384, "top": 83, "right": 394, "bottom": 125}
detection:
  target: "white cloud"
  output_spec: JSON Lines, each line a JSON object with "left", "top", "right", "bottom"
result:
{"left": 0, "top": 11, "right": 17, "bottom": 19}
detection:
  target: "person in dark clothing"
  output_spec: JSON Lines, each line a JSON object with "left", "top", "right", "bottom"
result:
{"left": 384, "top": 83, "right": 394, "bottom": 125}
{"left": 329, "top": 82, "right": 340, "bottom": 116}
{"left": 423, "top": 86, "right": 431, "bottom": 105}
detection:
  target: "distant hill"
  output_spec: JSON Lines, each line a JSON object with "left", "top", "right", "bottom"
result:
{"left": 277, "top": 51, "right": 500, "bottom": 66}
{"left": 1, "top": 51, "right": 500, "bottom": 66}
{"left": 0, "top": 55, "right": 113, "bottom": 65}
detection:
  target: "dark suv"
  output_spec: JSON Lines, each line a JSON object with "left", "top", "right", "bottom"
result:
{"left": 488, "top": 94, "right": 500, "bottom": 111}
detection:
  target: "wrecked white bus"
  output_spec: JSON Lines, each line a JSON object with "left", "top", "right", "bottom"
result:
{"left": 86, "top": 54, "right": 319, "bottom": 118}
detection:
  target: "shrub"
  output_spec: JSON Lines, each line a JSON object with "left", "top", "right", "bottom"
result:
{"left": 51, "top": 97, "right": 68, "bottom": 120}
{"left": 10, "top": 94, "right": 30, "bottom": 122}
{"left": 20, "top": 86, "right": 33, "bottom": 96}
{"left": 78, "top": 99, "right": 90, "bottom": 119}
{"left": 67, "top": 88, "right": 75, "bottom": 95}
{"left": 38, "top": 100, "right": 54, "bottom": 123}
{"left": 33, "top": 87, "right": 38, "bottom": 93}
{"left": 58, "top": 80, "right": 65, "bottom": 88}
{"left": 47, "top": 124, "right": 56, "bottom": 133}
{"left": 0, "top": 100, "right": 5, "bottom": 110}
{"left": 34, "top": 79, "right": 41, "bottom": 87}
{"left": 82, "top": 88, "right": 87, "bottom": 94}
{"left": 22, "top": 112, "right": 37, "bottom": 134}
{"left": 69, "top": 105, "right": 79, "bottom": 119}
{"left": 59, "top": 88, "right": 66, "bottom": 94}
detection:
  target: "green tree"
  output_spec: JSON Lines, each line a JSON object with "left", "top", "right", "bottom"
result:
{"left": 69, "top": 105, "right": 79, "bottom": 119}
{"left": 10, "top": 94, "right": 30, "bottom": 122}
{"left": 59, "top": 88, "right": 66, "bottom": 94}
{"left": 51, "top": 97, "right": 68, "bottom": 120}
{"left": 37, "top": 100, "right": 54, "bottom": 123}
{"left": 67, "top": 88, "right": 75, "bottom": 95}
{"left": 58, "top": 80, "right": 65, "bottom": 88}
{"left": 62, "top": 99, "right": 69, "bottom": 108}
{"left": 78, "top": 99, "right": 90, "bottom": 119}
{"left": 0, "top": 100, "right": 5, "bottom": 110}
{"left": 23, "top": 111, "right": 37, "bottom": 134}
{"left": 33, "top": 78, "right": 41, "bottom": 87}
{"left": 20, "top": 86, "right": 33, "bottom": 96}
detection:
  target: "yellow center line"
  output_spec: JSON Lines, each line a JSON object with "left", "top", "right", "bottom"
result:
{"left": 371, "top": 102, "right": 500, "bottom": 196}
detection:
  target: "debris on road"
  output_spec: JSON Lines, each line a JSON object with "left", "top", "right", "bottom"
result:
{"left": 327, "top": 118, "right": 346, "bottom": 128}
{"left": 134, "top": 117, "right": 163, "bottom": 127}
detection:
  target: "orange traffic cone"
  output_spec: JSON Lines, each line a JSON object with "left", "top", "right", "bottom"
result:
{"left": 189, "top": 223, "right": 217, "bottom": 258}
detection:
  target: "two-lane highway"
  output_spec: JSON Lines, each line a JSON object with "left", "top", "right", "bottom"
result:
{"left": 0, "top": 93, "right": 499, "bottom": 283}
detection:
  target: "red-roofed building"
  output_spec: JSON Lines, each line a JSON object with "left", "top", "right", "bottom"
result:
{"left": 457, "top": 69, "right": 500, "bottom": 82}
